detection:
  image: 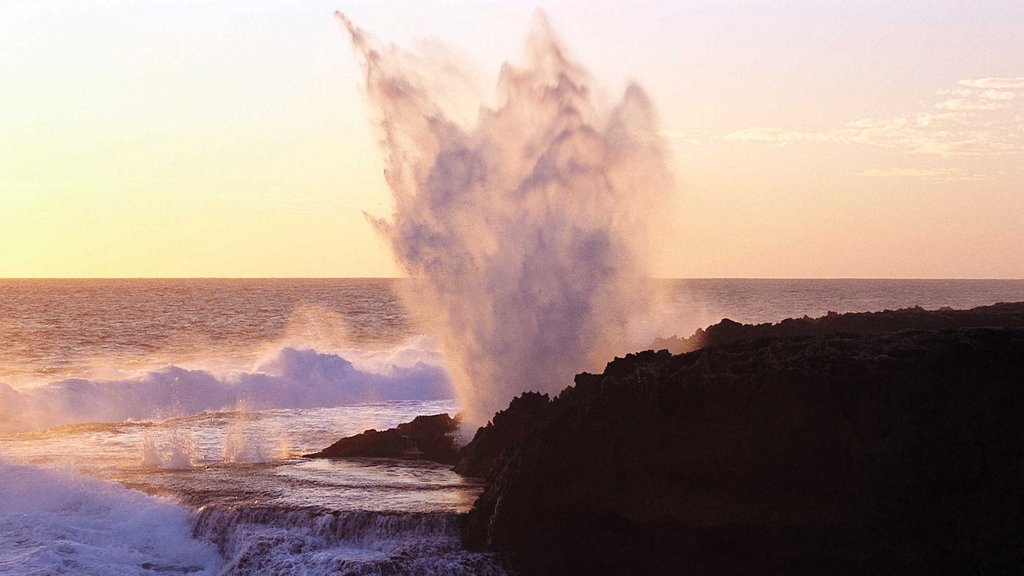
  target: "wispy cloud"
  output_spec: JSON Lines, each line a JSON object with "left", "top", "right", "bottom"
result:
{"left": 703, "top": 77, "right": 1024, "bottom": 158}
{"left": 957, "top": 77, "right": 1024, "bottom": 89}
{"left": 723, "top": 127, "right": 833, "bottom": 143}
{"left": 857, "top": 167, "right": 992, "bottom": 181}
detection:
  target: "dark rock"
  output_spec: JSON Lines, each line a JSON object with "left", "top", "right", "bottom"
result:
{"left": 455, "top": 391, "right": 552, "bottom": 479}
{"left": 652, "top": 301, "right": 1024, "bottom": 354}
{"left": 305, "top": 413, "right": 461, "bottom": 464}
{"left": 463, "top": 323, "right": 1024, "bottom": 574}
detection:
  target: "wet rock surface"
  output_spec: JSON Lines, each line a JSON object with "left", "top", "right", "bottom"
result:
{"left": 461, "top": 304, "right": 1024, "bottom": 575}
{"left": 305, "top": 413, "right": 461, "bottom": 465}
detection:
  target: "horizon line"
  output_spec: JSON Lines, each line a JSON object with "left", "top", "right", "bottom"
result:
{"left": 1, "top": 276, "right": 1023, "bottom": 281}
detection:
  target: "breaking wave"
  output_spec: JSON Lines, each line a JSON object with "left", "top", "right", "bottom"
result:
{"left": 0, "top": 459, "right": 222, "bottom": 576}
{"left": 0, "top": 341, "right": 452, "bottom": 433}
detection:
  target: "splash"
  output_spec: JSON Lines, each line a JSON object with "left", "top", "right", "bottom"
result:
{"left": 338, "top": 12, "right": 674, "bottom": 423}
{"left": 141, "top": 429, "right": 200, "bottom": 469}
{"left": 222, "top": 411, "right": 270, "bottom": 464}
{"left": 0, "top": 343, "right": 450, "bottom": 433}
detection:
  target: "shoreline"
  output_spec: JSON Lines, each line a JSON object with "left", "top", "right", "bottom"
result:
{"left": 312, "top": 301, "right": 1024, "bottom": 574}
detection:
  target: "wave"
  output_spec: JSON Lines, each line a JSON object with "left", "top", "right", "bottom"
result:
{"left": 193, "top": 505, "right": 505, "bottom": 575}
{"left": 0, "top": 459, "right": 222, "bottom": 576}
{"left": 0, "top": 342, "right": 453, "bottom": 433}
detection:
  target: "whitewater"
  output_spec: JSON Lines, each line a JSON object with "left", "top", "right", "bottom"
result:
{"left": 0, "top": 279, "right": 508, "bottom": 575}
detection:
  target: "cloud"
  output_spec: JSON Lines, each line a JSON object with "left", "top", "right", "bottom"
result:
{"left": 858, "top": 167, "right": 990, "bottom": 181}
{"left": 957, "top": 77, "right": 1024, "bottom": 89}
{"left": 715, "top": 77, "right": 1024, "bottom": 158}
{"left": 978, "top": 89, "right": 1016, "bottom": 101}
{"left": 933, "top": 98, "right": 1008, "bottom": 111}
{"left": 723, "top": 127, "right": 832, "bottom": 143}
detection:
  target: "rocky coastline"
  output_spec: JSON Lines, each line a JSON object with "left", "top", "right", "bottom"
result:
{"left": 310, "top": 302, "right": 1024, "bottom": 574}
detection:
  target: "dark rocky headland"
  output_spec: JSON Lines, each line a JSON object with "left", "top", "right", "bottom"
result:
{"left": 313, "top": 302, "right": 1024, "bottom": 575}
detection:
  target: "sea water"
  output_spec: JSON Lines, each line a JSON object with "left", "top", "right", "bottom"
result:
{"left": 1, "top": 278, "right": 1022, "bottom": 574}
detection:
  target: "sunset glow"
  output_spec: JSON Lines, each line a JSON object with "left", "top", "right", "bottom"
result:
{"left": 1, "top": 1, "right": 1022, "bottom": 279}
{"left": 3, "top": 4, "right": 1024, "bottom": 574}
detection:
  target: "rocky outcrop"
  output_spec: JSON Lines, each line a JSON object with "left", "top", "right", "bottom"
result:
{"left": 305, "top": 413, "right": 461, "bottom": 464}
{"left": 653, "top": 301, "right": 1024, "bottom": 354}
{"left": 462, "top": 326, "right": 1024, "bottom": 575}
{"left": 302, "top": 303, "right": 1024, "bottom": 573}
{"left": 455, "top": 391, "right": 552, "bottom": 479}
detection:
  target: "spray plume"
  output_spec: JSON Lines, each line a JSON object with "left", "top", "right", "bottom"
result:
{"left": 338, "top": 12, "right": 674, "bottom": 424}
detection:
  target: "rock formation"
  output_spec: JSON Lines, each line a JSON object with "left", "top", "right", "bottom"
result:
{"left": 653, "top": 301, "right": 1024, "bottom": 354}
{"left": 455, "top": 391, "right": 552, "bottom": 479}
{"left": 461, "top": 327, "right": 1024, "bottom": 574}
{"left": 304, "top": 413, "right": 461, "bottom": 465}
{"left": 307, "top": 302, "right": 1024, "bottom": 574}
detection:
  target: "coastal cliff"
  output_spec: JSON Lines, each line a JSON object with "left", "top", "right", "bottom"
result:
{"left": 309, "top": 303, "right": 1024, "bottom": 574}
{"left": 461, "top": 326, "right": 1024, "bottom": 574}
{"left": 653, "top": 301, "right": 1024, "bottom": 354}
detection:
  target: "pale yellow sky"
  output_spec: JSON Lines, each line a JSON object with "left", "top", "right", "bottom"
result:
{"left": 1, "top": 1, "right": 1022, "bottom": 278}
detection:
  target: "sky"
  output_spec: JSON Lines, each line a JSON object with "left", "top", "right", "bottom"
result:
{"left": 1, "top": 0, "right": 1021, "bottom": 278}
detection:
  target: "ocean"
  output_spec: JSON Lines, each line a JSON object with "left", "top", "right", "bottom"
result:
{"left": 1, "top": 278, "right": 1023, "bottom": 575}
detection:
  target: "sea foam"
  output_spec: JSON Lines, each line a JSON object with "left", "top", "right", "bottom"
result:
{"left": 0, "top": 341, "right": 451, "bottom": 433}
{"left": 0, "top": 459, "right": 222, "bottom": 576}
{"left": 192, "top": 506, "right": 504, "bottom": 575}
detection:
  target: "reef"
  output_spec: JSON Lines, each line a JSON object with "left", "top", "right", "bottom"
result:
{"left": 304, "top": 413, "right": 461, "bottom": 465}
{"left": 459, "top": 303, "right": 1024, "bottom": 574}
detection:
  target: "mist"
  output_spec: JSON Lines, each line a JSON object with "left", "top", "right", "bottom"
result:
{"left": 338, "top": 12, "right": 675, "bottom": 424}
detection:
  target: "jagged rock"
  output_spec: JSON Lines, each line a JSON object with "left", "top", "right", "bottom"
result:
{"left": 652, "top": 301, "right": 1024, "bottom": 354}
{"left": 455, "top": 391, "right": 553, "bottom": 479}
{"left": 463, "top": 323, "right": 1024, "bottom": 575}
{"left": 305, "top": 413, "right": 461, "bottom": 464}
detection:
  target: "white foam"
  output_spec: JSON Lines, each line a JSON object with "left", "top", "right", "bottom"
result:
{"left": 0, "top": 343, "right": 452, "bottom": 433}
{"left": 141, "top": 430, "right": 201, "bottom": 469}
{"left": 222, "top": 417, "right": 269, "bottom": 464}
{"left": 192, "top": 506, "right": 505, "bottom": 576}
{"left": 0, "top": 459, "right": 222, "bottom": 576}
